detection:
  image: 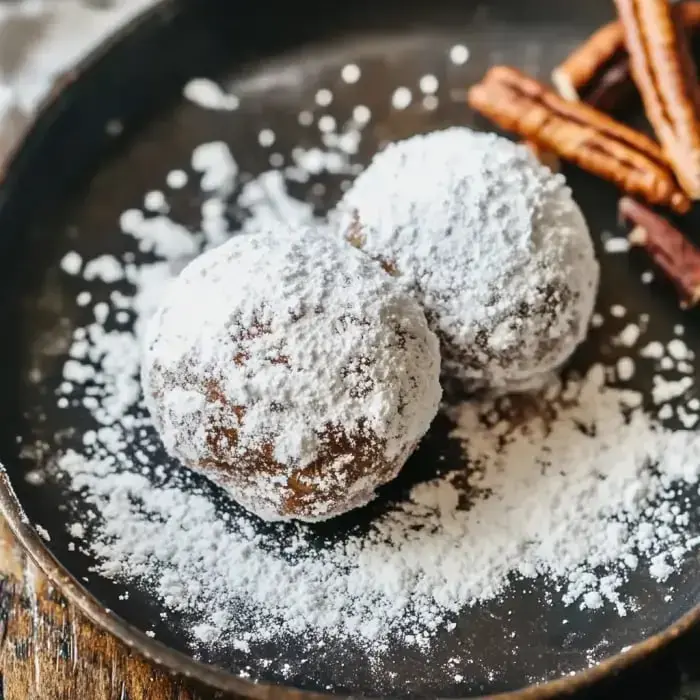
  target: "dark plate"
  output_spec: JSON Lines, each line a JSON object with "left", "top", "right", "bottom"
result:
{"left": 1, "top": 0, "right": 700, "bottom": 697}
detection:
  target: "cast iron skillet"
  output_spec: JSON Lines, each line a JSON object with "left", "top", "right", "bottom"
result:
{"left": 1, "top": 0, "right": 700, "bottom": 697}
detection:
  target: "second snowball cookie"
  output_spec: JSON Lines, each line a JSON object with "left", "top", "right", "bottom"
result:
{"left": 337, "top": 127, "right": 599, "bottom": 391}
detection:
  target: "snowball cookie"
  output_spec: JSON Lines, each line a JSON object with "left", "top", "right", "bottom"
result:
{"left": 336, "top": 127, "right": 600, "bottom": 391}
{"left": 141, "top": 226, "right": 442, "bottom": 522}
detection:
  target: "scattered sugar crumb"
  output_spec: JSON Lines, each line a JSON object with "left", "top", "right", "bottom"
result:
{"left": 315, "top": 89, "right": 333, "bottom": 107}
{"left": 449, "top": 44, "right": 470, "bottom": 65}
{"left": 658, "top": 404, "right": 674, "bottom": 420}
{"left": 144, "top": 191, "right": 168, "bottom": 212}
{"left": 105, "top": 119, "right": 123, "bottom": 136}
{"left": 391, "top": 87, "right": 412, "bottom": 110}
{"left": 604, "top": 237, "right": 630, "bottom": 254}
{"left": 667, "top": 339, "right": 690, "bottom": 361}
{"left": 183, "top": 78, "right": 239, "bottom": 111}
{"left": 419, "top": 74, "right": 439, "bottom": 94}
{"left": 233, "top": 639, "right": 251, "bottom": 653}
{"left": 582, "top": 591, "right": 603, "bottom": 610}
{"left": 649, "top": 555, "right": 674, "bottom": 582}
{"left": 341, "top": 64, "right": 361, "bottom": 83}
{"left": 678, "top": 405, "right": 699, "bottom": 429}
{"left": 69, "top": 523, "right": 85, "bottom": 538}
{"left": 298, "top": 110, "right": 314, "bottom": 126}
{"left": 652, "top": 376, "right": 694, "bottom": 405}
{"left": 352, "top": 105, "right": 371, "bottom": 124}
{"left": 60, "top": 251, "right": 82, "bottom": 276}
{"left": 616, "top": 324, "right": 640, "bottom": 348}
{"left": 35, "top": 525, "right": 50, "bottom": 542}
{"left": 191, "top": 141, "right": 238, "bottom": 193}
{"left": 640, "top": 341, "right": 664, "bottom": 359}
{"left": 318, "top": 115, "right": 336, "bottom": 133}
{"left": 83, "top": 255, "right": 124, "bottom": 284}
{"left": 617, "top": 357, "right": 635, "bottom": 382}
{"left": 166, "top": 170, "right": 188, "bottom": 190}
{"left": 610, "top": 305, "right": 626, "bottom": 318}
{"left": 258, "top": 129, "right": 275, "bottom": 148}
{"left": 25, "top": 470, "right": 45, "bottom": 486}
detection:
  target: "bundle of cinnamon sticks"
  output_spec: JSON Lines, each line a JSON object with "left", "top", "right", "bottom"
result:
{"left": 468, "top": 0, "right": 700, "bottom": 307}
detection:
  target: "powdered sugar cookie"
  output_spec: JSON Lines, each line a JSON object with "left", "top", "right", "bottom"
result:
{"left": 337, "top": 127, "right": 599, "bottom": 391}
{"left": 142, "top": 226, "right": 442, "bottom": 522}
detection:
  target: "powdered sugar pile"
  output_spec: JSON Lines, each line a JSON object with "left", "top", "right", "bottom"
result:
{"left": 60, "top": 354, "right": 700, "bottom": 642}
{"left": 335, "top": 128, "right": 600, "bottom": 390}
{"left": 449, "top": 364, "right": 700, "bottom": 614}
{"left": 142, "top": 227, "right": 441, "bottom": 521}
{"left": 55, "top": 338, "right": 700, "bottom": 645}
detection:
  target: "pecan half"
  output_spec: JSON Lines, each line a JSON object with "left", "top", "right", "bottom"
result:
{"left": 552, "top": 1, "right": 700, "bottom": 110}
{"left": 467, "top": 66, "right": 690, "bottom": 213}
{"left": 620, "top": 196, "right": 700, "bottom": 306}
{"left": 615, "top": 0, "right": 700, "bottom": 199}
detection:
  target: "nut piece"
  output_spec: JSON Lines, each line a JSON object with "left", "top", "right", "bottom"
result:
{"left": 467, "top": 66, "right": 690, "bottom": 213}
{"left": 552, "top": 1, "right": 700, "bottom": 110}
{"left": 620, "top": 196, "right": 700, "bottom": 307}
{"left": 615, "top": 0, "right": 700, "bottom": 199}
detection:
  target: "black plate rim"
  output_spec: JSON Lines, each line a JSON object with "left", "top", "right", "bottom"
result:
{"left": 0, "top": 1, "right": 698, "bottom": 697}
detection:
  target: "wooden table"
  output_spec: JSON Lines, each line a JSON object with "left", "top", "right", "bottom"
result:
{"left": 0, "top": 516, "right": 230, "bottom": 700}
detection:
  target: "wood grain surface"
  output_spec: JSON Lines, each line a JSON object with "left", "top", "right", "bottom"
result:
{"left": 0, "top": 516, "right": 229, "bottom": 700}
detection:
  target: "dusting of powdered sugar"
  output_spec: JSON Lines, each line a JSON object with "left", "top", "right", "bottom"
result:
{"left": 615, "top": 321, "right": 699, "bottom": 427}
{"left": 141, "top": 227, "right": 441, "bottom": 522}
{"left": 18, "top": 91, "right": 700, "bottom": 681}
{"left": 334, "top": 128, "right": 599, "bottom": 390}
{"left": 448, "top": 366, "right": 700, "bottom": 613}
{"left": 55, "top": 348, "right": 700, "bottom": 647}
{"left": 183, "top": 78, "right": 240, "bottom": 111}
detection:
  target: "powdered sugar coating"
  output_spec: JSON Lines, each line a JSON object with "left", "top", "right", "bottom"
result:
{"left": 142, "top": 227, "right": 442, "bottom": 522}
{"left": 336, "top": 128, "right": 599, "bottom": 389}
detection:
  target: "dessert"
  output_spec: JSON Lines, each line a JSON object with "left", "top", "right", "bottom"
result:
{"left": 141, "top": 226, "right": 442, "bottom": 522}
{"left": 336, "top": 127, "right": 599, "bottom": 391}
